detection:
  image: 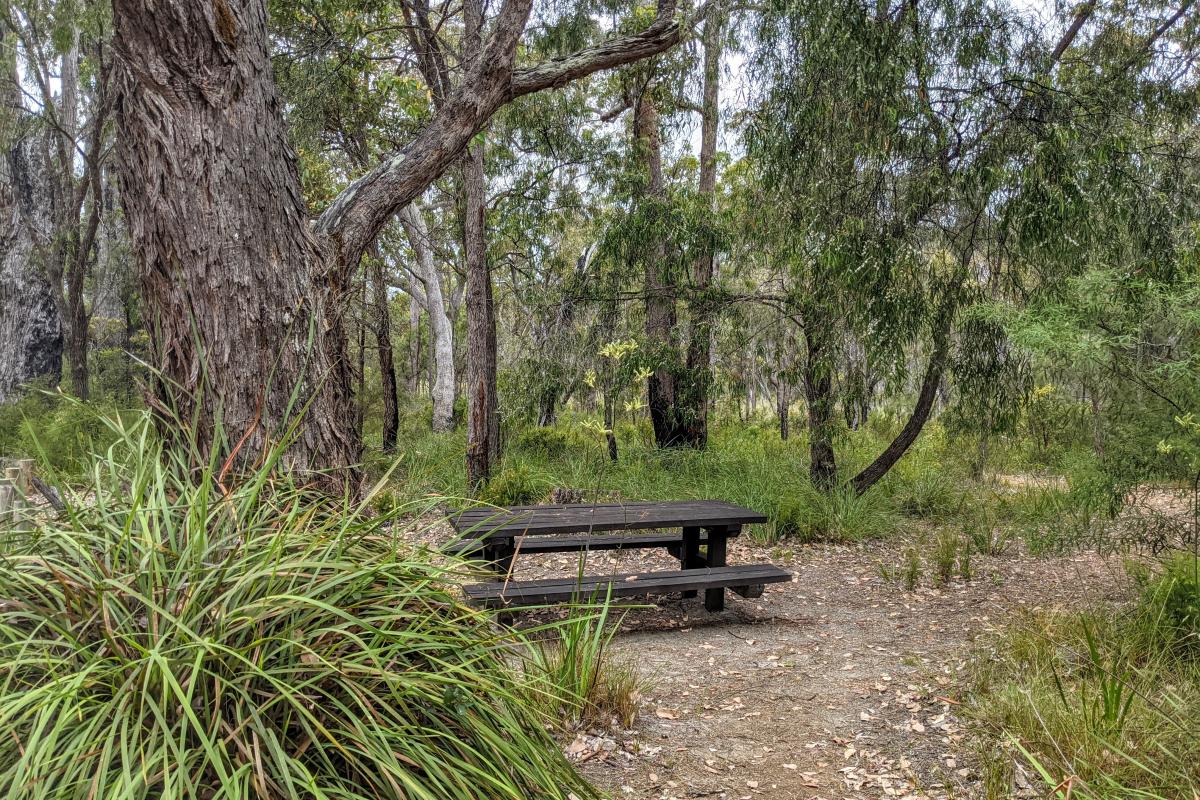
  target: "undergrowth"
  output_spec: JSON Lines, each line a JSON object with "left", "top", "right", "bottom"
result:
{"left": 0, "top": 410, "right": 597, "bottom": 800}
{"left": 965, "top": 553, "right": 1200, "bottom": 799}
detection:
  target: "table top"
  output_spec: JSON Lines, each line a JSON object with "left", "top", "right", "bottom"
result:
{"left": 448, "top": 500, "right": 768, "bottom": 539}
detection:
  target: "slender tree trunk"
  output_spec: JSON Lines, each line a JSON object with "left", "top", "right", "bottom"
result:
{"left": 111, "top": 0, "right": 360, "bottom": 483}
{"left": 369, "top": 247, "right": 399, "bottom": 452}
{"left": 400, "top": 204, "right": 456, "bottom": 431}
{"left": 408, "top": 295, "right": 422, "bottom": 394}
{"left": 803, "top": 330, "right": 838, "bottom": 490}
{"left": 777, "top": 378, "right": 789, "bottom": 441}
{"left": 849, "top": 344, "right": 947, "bottom": 495}
{"left": 680, "top": 10, "right": 722, "bottom": 448}
{"left": 463, "top": 138, "right": 498, "bottom": 486}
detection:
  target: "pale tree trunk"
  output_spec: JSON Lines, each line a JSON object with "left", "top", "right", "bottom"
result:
{"left": 399, "top": 204, "right": 456, "bottom": 432}
{"left": 109, "top": 0, "right": 692, "bottom": 485}
{"left": 680, "top": 8, "right": 722, "bottom": 448}
{"left": 1, "top": 35, "right": 63, "bottom": 402}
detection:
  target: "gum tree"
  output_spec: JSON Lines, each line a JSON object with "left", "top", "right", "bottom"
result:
{"left": 109, "top": 0, "right": 702, "bottom": 487}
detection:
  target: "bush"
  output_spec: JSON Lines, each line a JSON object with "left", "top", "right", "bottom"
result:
{"left": 0, "top": 391, "right": 129, "bottom": 476}
{"left": 513, "top": 425, "right": 594, "bottom": 459}
{"left": 0, "top": 412, "right": 595, "bottom": 800}
{"left": 525, "top": 595, "right": 642, "bottom": 730}
{"left": 480, "top": 462, "right": 549, "bottom": 506}
{"left": 888, "top": 471, "right": 965, "bottom": 519}
{"left": 772, "top": 482, "right": 899, "bottom": 542}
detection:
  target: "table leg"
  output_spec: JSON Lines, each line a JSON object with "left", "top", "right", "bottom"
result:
{"left": 704, "top": 524, "right": 733, "bottom": 612}
{"left": 680, "top": 526, "right": 701, "bottom": 598}
{"left": 485, "top": 539, "right": 515, "bottom": 576}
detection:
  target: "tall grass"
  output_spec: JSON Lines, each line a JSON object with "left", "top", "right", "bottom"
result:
{"left": 966, "top": 553, "right": 1200, "bottom": 798}
{"left": 0, "top": 411, "right": 595, "bottom": 799}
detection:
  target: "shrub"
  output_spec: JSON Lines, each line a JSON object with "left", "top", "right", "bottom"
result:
{"left": 0, "top": 412, "right": 595, "bottom": 800}
{"left": 965, "top": 560, "right": 1200, "bottom": 799}
{"left": 889, "top": 471, "right": 964, "bottom": 519}
{"left": 513, "top": 425, "right": 592, "bottom": 459}
{"left": 480, "top": 462, "right": 549, "bottom": 506}
{"left": 0, "top": 391, "right": 129, "bottom": 476}
{"left": 773, "top": 482, "right": 899, "bottom": 542}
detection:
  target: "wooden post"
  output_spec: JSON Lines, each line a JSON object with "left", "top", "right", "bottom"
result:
{"left": 12, "top": 459, "right": 33, "bottom": 494}
{"left": 0, "top": 478, "right": 12, "bottom": 524}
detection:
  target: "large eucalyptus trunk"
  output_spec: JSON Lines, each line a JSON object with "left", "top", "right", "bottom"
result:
{"left": 1, "top": 131, "right": 63, "bottom": 403}
{"left": 108, "top": 0, "right": 689, "bottom": 484}
{"left": 635, "top": 92, "right": 686, "bottom": 448}
{"left": 111, "top": 0, "right": 360, "bottom": 481}
{"left": 679, "top": 10, "right": 722, "bottom": 448}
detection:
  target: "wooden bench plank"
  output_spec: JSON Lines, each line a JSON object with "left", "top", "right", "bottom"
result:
{"left": 445, "top": 529, "right": 721, "bottom": 556}
{"left": 449, "top": 500, "right": 768, "bottom": 538}
{"left": 462, "top": 564, "right": 792, "bottom": 608}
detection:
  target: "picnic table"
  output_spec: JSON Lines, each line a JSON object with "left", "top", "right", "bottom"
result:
{"left": 447, "top": 500, "right": 792, "bottom": 611}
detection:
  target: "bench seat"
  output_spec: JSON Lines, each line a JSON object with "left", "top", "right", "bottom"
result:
{"left": 446, "top": 529, "right": 716, "bottom": 556}
{"left": 462, "top": 564, "right": 792, "bottom": 608}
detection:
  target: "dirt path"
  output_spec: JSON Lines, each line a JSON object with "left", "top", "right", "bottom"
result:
{"left": 501, "top": 539, "right": 1130, "bottom": 800}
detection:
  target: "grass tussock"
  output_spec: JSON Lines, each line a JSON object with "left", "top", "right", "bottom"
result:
{"left": 0, "top": 411, "right": 596, "bottom": 800}
{"left": 524, "top": 595, "right": 643, "bottom": 730}
{"left": 965, "top": 553, "right": 1200, "bottom": 799}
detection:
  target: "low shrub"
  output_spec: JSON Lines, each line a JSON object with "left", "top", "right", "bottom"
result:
{"left": 0, "top": 412, "right": 595, "bottom": 800}
{"left": 513, "top": 425, "right": 595, "bottom": 459}
{"left": 480, "top": 462, "right": 549, "bottom": 506}
{"left": 773, "top": 482, "right": 899, "bottom": 542}
{"left": 525, "top": 594, "right": 642, "bottom": 730}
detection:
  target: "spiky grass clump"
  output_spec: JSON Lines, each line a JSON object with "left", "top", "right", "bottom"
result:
{"left": 0, "top": 413, "right": 594, "bottom": 800}
{"left": 526, "top": 596, "right": 642, "bottom": 730}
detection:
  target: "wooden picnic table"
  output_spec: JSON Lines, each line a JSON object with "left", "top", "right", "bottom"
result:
{"left": 447, "top": 500, "right": 789, "bottom": 612}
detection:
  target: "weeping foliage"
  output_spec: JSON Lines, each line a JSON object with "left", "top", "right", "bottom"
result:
{"left": 0, "top": 412, "right": 595, "bottom": 800}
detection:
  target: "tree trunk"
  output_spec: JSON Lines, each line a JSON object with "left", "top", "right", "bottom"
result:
{"left": 679, "top": 9, "right": 722, "bottom": 449}
{"left": 408, "top": 295, "right": 422, "bottom": 394}
{"left": 635, "top": 92, "right": 685, "bottom": 448}
{"left": 849, "top": 348, "right": 946, "bottom": 495}
{"left": 777, "top": 378, "right": 789, "bottom": 441}
{"left": 399, "top": 205, "right": 456, "bottom": 431}
{"left": 369, "top": 247, "right": 400, "bottom": 452}
{"left": 109, "top": 0, "right": 689, "bottom": 484}
{"left": 1, "top": 68, "right": 63, "bottom": 403}
{"left": 803, "top": 331, "right": 838, "bottom": 490}
{"left": 463, "top": 138, "right": 498, "bottom": 486}
{"left": 111, "top": 0, "right": 360, "bottom": 483}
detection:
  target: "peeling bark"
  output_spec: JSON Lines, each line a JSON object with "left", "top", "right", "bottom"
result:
{"left": 109, "top": 0, "right": 693, "bottom": 482}
{"left": 1, "top": 134, "right": 63, "bottom": 404}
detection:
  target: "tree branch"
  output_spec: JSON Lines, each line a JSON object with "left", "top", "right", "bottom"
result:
{"left": 313, "top": 0, "right": 693, "bottom": 276}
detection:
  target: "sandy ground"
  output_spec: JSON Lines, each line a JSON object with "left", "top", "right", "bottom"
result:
{"left": 426, "top": 514, "right": 1136, "bottom": 800}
